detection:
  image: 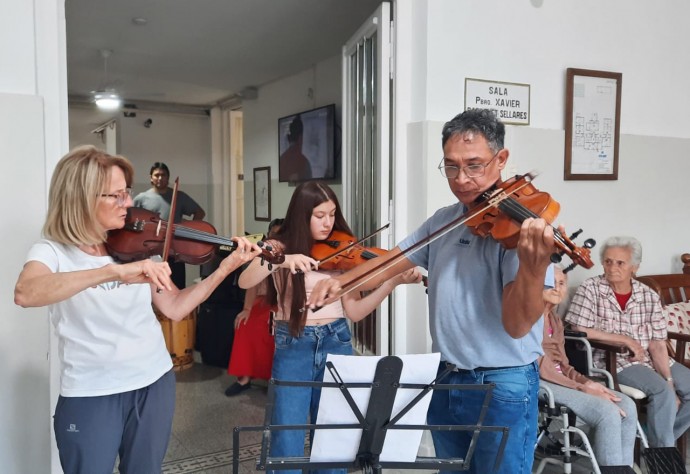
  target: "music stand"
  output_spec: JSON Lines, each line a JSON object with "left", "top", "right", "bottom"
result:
{"left": 232, "top": 355, "right": 508, "bottom": 473}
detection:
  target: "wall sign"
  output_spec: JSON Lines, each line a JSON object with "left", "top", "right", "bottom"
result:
{"left": 464, "top": 78, "right": 531, "bottom": 125}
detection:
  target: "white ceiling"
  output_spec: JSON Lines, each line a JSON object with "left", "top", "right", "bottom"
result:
{"left": 66, "top": 0, "right": 382, "bottom": 107}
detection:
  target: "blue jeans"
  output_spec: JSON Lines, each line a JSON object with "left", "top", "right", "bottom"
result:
{"left": 270, "top": 319, "right": 352, "bottom": 474}
{"left": 427, "top": 361, "right": 539, "bottom": 474}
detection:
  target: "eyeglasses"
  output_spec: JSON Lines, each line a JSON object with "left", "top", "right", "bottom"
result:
{"left": 437, "top": 150, "right": 501, "bottom": 179}
{"left": 100, "top": 188, "right": 132, "bottom": 206}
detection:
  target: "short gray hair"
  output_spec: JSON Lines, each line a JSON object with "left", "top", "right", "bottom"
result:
{"left": 599, "top": 236, "right": 643, "bottom": 266}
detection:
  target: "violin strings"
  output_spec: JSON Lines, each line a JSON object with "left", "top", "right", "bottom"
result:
{"left": 170, "top": 225, "right": 237, "bottom": 247}
{"left": 497, "top": 196, "right": 570, "bottom": 249}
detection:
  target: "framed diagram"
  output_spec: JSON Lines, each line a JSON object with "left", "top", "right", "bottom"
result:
{"left": 564, "top": 68, "right": 622, "bottom": 180}
{"left": 253, "top": 166, "right": 271, "bottom": 221}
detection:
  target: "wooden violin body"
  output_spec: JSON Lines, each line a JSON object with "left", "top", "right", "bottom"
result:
{"left": 107, "top": 207, "right": 285, "bottom": 266}
{"left": 312, "top": 230, "right": 387, "bottom": 271}
{"left": 107, "top": 208, "right": 216, "bottom": 264}
{"left": 466, "top": 174, "right": 595, "bottom": 270}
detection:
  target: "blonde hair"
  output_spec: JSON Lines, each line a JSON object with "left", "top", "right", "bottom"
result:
{"left": 43, "top": 146, "right": 134, "bottom": 245}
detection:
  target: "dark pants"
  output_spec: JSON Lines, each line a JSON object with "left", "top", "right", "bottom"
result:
{"left": 169, "top": 258, "right": 186, "bottom": 289}
{"left": 54, "top": 370, "right": 176, "bottom": 474}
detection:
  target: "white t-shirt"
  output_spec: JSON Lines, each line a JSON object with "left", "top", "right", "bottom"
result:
{"left": 26, "top": 240, "right": 172, "bottom": 397}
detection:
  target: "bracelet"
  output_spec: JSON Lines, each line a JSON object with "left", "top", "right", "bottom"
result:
{"left": 666, "top": 377, "right": 674, "bottom": 382}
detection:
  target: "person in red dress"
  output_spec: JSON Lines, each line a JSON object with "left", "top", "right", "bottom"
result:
{"left": 225, "top": 218, "right": 284, "bottom": 396}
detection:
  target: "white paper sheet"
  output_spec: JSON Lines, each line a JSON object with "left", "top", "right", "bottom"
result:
{"left": 310, "top": 353, "right": 440, "bottom": 463}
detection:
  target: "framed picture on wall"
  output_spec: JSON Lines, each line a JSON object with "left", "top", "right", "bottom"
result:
{"left": 564, "top": 68, "right": 622, "bottom": 180}
{"left": 253, "top": 167, "right": 271, "bottom": 222}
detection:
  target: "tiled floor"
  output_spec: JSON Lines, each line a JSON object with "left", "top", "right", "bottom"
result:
{"left": 158, "top": 360, "right": 690, "bottom": 474}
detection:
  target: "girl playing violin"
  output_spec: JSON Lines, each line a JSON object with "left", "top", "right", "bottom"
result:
{"left": 238, "top": 181, "right": 420, "bottom": 474}
{"left": 13, "top": 146, "right": 262, "bottom": 474}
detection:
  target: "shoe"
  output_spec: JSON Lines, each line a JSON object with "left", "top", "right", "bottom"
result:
{"left": 225, "top": 381, "right": 251, "bottom": 397}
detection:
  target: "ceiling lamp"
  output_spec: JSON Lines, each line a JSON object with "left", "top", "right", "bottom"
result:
{"left": 92, "top": 49, "right": 122, "bottom": 110}
{"left": 93, "top": 91, "right": 122, "bottom": 110}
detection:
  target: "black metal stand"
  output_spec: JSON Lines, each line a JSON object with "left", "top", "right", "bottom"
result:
{"left": 232, "top": 355, "right": 508, "bottom": 473}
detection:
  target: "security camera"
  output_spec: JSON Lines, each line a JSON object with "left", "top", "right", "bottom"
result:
{"left": 144, "top": 119, "right": 153, "bottom": 128}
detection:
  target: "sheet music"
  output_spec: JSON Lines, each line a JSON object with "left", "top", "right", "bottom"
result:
{"left": 310, "top": 353, "right": 440, "bottom": 463}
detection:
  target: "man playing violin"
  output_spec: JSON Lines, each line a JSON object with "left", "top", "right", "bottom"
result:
{"left": 309, "top": 109, "right": 555, "bottom": 474}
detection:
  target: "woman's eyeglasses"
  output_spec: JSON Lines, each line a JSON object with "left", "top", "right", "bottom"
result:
{"left": 100, "top": 188, "right": 133, "bottom": 206}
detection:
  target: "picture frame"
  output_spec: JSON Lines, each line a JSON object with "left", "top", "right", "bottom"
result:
{"left": 564, "top": 68, "right": 622, "bottom": 181}
{"left": 253, "top": 166, "right": 271, "bottom": 221}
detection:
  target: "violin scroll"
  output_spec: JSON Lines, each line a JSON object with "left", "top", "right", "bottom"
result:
{"left": 257, "top": 240, "right": 285, "bottom": 270}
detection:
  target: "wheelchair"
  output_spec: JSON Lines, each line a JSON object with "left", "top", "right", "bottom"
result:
{"left": 534, "top": 333, "right": 639, "bottom": 474}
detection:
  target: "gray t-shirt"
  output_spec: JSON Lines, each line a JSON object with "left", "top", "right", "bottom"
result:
{"left": 399, "top": 202, "right": 544, "bottom": 369}
{"left": 133, "top": 188, "right": 202, "bottom": 223}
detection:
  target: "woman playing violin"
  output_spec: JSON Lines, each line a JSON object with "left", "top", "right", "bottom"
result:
{"left": 309, "top": 109, "right": 556, "bottom": 474}
{"left": 238, "top": 181, "right": 420, "bottom": 474}
{"left": 13, "top": 146, "right": 262, "bottom": 474}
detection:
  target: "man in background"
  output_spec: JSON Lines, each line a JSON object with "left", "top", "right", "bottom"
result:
{"left": 133, "top": 162, "right": 205, "bottom": 288}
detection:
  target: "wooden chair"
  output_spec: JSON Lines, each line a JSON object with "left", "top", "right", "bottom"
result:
{"left": 633, "top": 271, "right": 690, "bottom": 461}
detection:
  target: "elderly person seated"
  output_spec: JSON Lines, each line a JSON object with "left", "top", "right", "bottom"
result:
{"left": 539, "top": 265, "right": 637, "bottom": 467}
{"left": 566, "top": 236, "right": 690, "bottom": 448}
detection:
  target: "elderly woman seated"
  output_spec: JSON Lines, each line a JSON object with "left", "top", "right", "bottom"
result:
{"left": 539, "top": 265, "right": 637, "bottom": 467}
{"left": 566, "top": 236, "right": 690, "bottom": 448}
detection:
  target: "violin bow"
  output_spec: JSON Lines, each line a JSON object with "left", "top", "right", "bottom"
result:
{"left": 322, "top": 175, "right": 538, "bottom": 302}
{"left": 152, "top": 178, "right": 179, "bottom": 293}
{"left": 316, "top": 223, "right": 390, "bottom": 267}
{"left": 160, "top": 177, "right": 179, "bottom": 262}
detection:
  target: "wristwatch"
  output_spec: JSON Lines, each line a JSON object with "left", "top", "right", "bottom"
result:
{"left": 666, "top": 376, "right": 674, "bottom": 382}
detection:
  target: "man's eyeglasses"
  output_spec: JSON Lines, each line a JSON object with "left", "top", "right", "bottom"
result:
{"left": 437, "top": 151, "right": 501, "bottom": 179}
{"left": 100, "top": 188, "right": 133, "bottom": 206}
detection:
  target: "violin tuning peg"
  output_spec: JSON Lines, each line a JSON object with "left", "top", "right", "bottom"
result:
{"left": 563, "top": 262, "right": 577, "bottom": 274}
{"left": 268, "top": 263, "right": 273, "bottom": 271}
{"left": 568, "top": 229, "right": 583, "bottom": 241}
{"left": 584, "top": 238, "right": 596, "bottom": 249}
{"left": 550, "top": 253, "right": 563, "bottom": 264}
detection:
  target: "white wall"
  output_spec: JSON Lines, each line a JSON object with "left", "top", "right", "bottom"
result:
{"left": 0, "top": 1, "right": 68, "bottom": 472}
{"left": 242, "top": 54, "right": 343, "bottom": 234}
{"left": 393, "top": 0, "right": 690, "bottom": 355}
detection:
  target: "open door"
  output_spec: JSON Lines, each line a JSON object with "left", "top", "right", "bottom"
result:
{"left": 342, "top": 2, "right": 392, "bottom": 355}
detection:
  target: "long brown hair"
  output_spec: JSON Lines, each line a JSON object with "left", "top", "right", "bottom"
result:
{"left": 267, "top": 181, "right": 352, "bottom": 335}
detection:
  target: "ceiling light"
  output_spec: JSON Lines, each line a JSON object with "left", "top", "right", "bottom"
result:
{"left": 93, "top": 90, "right": 122, "bottom": 110}
{"left": 92, "top": 49, "right": 122, "bottom": 110}
{"left": 132, "top": 17, "right": 148, "bottom": 26}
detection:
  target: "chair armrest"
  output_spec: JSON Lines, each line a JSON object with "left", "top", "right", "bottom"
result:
{"left": 668, "top": 331, "right": 690, "bottom": 366}
{"left": 587, "top": 340, "right": 629, "bottom": 353}
{"left": 668, "top": 331, "right": 690, "bottom": 342}
{"left": 564, "top": 329, "right": 587, "bottom": 338}
{"left": 587, "top": 340, "right": 628, "bottom": 392}
{"left": 564, "top": 336, "right": 618, "bottom": 389}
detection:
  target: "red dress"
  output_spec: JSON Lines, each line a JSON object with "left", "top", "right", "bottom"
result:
{"left": 227, "top": 296, "right": 275, "bottom": 380}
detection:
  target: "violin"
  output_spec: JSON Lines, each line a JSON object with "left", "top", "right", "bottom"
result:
{"left": 106, "top": 207, "right": 285, "bottom": 266}
{"left": 312, "top": 230, "right": 387, "bottom": 271}
{"left": 465, "top": 174, "right": 595, "bottom": 270}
